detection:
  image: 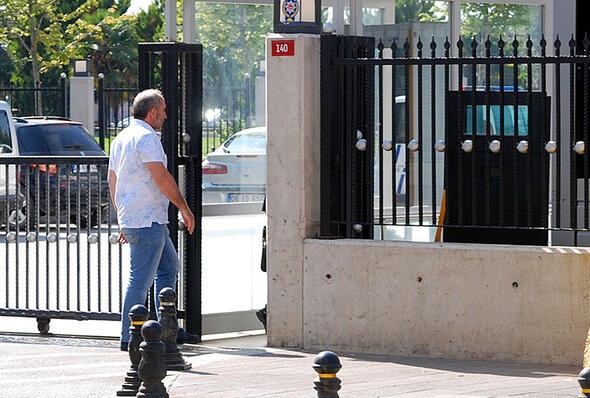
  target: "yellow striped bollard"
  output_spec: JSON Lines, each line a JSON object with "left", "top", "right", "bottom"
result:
{"left": 313, "top": 351, "right": 341, "bottom": 397}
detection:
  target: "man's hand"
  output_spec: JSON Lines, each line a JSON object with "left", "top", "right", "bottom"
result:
{"left": 117, "top": 231, "right": 128, "bottom": 244}
{"left": 180, "top": 207, "right": 195, "bottom": 235}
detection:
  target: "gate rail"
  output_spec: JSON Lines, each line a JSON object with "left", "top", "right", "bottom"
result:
{"left": 0, "top": 156, "right": 124, "bottom": 333}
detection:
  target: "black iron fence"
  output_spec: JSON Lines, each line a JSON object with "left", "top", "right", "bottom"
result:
{"left": 321, "top": 33, "right": 590, "bottom": 246}
{"left": 0, "top": 156, "right": 123, "bottom": 332}
{"left": 0, "top": 78, "right": 67, "bottom": 117}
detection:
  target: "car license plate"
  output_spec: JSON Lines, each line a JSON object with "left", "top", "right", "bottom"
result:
{"left": 73, "top": 164, "right": 98, "bottom": 173}
{"left": 227, "top": 193, "right": 265, "bottom": 203}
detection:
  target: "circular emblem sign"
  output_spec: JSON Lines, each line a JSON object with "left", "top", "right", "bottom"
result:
{"left": 282, "top": 0, "right": 299, "bottom": 23}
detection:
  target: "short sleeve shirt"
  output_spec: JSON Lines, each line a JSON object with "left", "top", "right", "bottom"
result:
{"left": 108, "top": 119, "right": 169, "bottom": 228}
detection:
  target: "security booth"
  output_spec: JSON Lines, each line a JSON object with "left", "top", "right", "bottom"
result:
{"left": 444, "top": 90, "right": 550, "bottom": 245}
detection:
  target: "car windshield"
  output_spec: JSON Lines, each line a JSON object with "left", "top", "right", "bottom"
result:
{"left": 17, "top": 124, "right": 105, "bottom": 155}
{"left": 224, "top": 132, "right": 266, "bottom": 154}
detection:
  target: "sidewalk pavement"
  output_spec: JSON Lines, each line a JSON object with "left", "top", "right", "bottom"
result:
{"left": 0, "top": 331, "right": 583, "bottom": 398}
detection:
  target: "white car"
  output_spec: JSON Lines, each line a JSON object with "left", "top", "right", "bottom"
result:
{"left": 202, "top": 126, "right": 266, "bottom": 204}
{"left": 0, "top": 101, "right": 26, "bottom": 229}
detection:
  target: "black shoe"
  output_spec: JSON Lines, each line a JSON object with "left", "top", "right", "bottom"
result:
{"left": 120, "top": 341, "right": 128, "bottom": 351}
{"left": 256, "top": 307, "right": 267, "bottom": 331}
{"left": 176, "top": 328, "right": 200, "bottom": 345}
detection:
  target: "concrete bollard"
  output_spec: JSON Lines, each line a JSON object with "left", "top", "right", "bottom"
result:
{"left": 158, "top": 287, "right": 191, "bottom": 371}
{"left": 117, "top": 304, "right": 149, "bottom": 396}
{"left": 579, "top": 367, "right": 590, "bottom": 397}
{"left": 313, "top": 351, "right": 342, "bottom": 398}
{"left": 137, "top": 320, "right": 168, "bottom": 398}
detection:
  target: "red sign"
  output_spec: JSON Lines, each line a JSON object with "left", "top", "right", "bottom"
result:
{"left": 271, "top": 40, "right": 295, "bottom": 56}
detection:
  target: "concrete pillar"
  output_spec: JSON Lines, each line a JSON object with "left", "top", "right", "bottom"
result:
{"left": 265, "top": 34, "right": 321, "bottom": 347}
{"left": 69, "top": 76, "right": 94, "bottom": 135}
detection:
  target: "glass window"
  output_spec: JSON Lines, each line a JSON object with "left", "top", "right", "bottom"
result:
{"left": 0, "top": 111, "right": 13, "bottom": 152}
{"left": 465, "top": 104, "right": 529, "bottom": 136}
{"left": 460, "top": 3, "right": 544, "bottom": 90}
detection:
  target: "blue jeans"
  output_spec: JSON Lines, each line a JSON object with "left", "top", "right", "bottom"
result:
{"left": 120, "top": 222, "right": 179, "bottom": 343}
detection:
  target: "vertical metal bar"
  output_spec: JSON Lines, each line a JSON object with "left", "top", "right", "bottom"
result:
{"left": 444, "top": 38, "right": 450, "bottom": 231}
{"left": 404, "top": 39, "right": 411, "bottom": 224}
{"left": 499, "top": 38, "right": 506, "bottom": 226}
{"left": 430, "top": 37, "right": 437, "bottom": 226}
{"left": 377, "top": 41, "right": 384, "bottom": 227}
{"left": 540, "top": 36, "right": 548, "bottom": 232}
{"left": 526, "top": 36, "right": 534, "bottom": 227}
{"left": 555, "top": 37, "right": 562, "bottom": 229}
{"left": 457, "top": 38, "right": 464, "bottom": 226}
{"left": 98, "top": 76, "right": 105, "bottom": 150}
{"left": 512, "top": 38, "right": 520, "bottom": 227}
{"left": 183, "top": 47, "right": 203, "bottom": 336}
{"left": 417, "top": 38, "right": 424, "bottom": 224}
{"left": 583, "top": 35, "right": 590, "bottom": 229}
{"left": 569, "top": 36, "right": 577, "bottom": 231}
{"left": 61, "top": 75, "right": 67, "bottom": 118}
{"left": 86, "top": 163, "right": 91, "bottom": 312}
{"left": 470, "top": 38, "right": 478, "bottom": 227}
{"left": 391, "top": 40, "right": 398, "bottom": 225}
{"left": 484, "top": 37, "right": 491, "bottom": 226}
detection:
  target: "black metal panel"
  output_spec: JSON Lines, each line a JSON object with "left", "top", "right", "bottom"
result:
{"left": 444, "top": 91, "right": 550, "bottom": 245}
{"left": 320, "top": 35, "right": 375, "bottom": 239}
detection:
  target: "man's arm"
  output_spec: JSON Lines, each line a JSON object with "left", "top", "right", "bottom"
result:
{"left": 108, "top": 170, "right": 118, "bottom": 214}
{"left": 108, "top": 170, "right": 127, "bottom": 243}
{"left": 145, "top": 161, "right": 195, "bottom": 234}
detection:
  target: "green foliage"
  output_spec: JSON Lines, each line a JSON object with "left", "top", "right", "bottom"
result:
{"left": 461, "top": 3, "right": 535, "bottom": 46}
{"left": 136, "top": 0, "right": 166, "bottom": 43}
{"left": 0, "top": 0, "right": 138, "bottom": 89}
{"left": 395, "top": 0, "right": 444, "bottom": 23}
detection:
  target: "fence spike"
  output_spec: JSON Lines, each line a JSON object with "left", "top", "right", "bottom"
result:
{"left": 391, "top": 38, "right": 397, "bottom": 58}
{"left": 540, "top": 34, "right": 547, "bottom": 56}
{"left": 526, "top": 35, "right": 533, "bottom": 56}
{"left": 444, "top": 36, "right": 450, "bottom": 57}
{"left": 377, "top": 39, "right": 384, "bottom": 55}
{"left": 554, "top": 35, "right": 561, "bottom": 56}
{"left": 430, "top": 36, "right": 437, "bottom": 57}
{"left": 569, "top": 34, "right": 576, "bottom": 55}
{"left": 512, "top": 36, "right": 519, "bottom": 56}
{"left": 583, "top": 33, "right": 590, "bottom": 54}
{"left": 457, "top": 36, "right": 464, "bottom": 58}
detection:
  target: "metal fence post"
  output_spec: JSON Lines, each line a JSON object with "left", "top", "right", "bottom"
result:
{"left": 97, "top": 74, "right": 105, "bottom": 149}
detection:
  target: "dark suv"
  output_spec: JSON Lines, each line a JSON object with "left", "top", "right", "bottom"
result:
{"left": 14, "top": 117, "right": 110, "bottom": 227}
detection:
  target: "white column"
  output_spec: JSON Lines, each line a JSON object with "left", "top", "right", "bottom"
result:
{"left": 69, "top": 76, "right": 94, "bottom": 135}
{"left": 165, "top": 0, "right": 177, "bottom": 41}
{"left": 265, "top": 34, "right": 321, "bottom": 347}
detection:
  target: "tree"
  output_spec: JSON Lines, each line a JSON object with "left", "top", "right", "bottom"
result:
{"left": 135, "top": 0, "right": 166, "bottom": 43}
{"left": 395, "top": 0, "right": 444, "bottom": 23}
{"left": 195, "top": 2, "right": 272, "bottom": 119}
{"left": 0, "top": 0, "right": 104, "bottom": 110}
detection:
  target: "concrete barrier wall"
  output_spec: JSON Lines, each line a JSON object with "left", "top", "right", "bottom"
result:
{"left": 265, "top": 33, "right": 590, "bottom": 366}
{"left": 302, "top": 239, "right": 590, "bottom": 365}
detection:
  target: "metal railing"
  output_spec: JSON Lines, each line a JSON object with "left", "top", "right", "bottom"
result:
{"left": 0, "top": 156, "right": 123, "bottom": 332}
{"left": 321, "top": 33, "right": 590, "bottom": 246}
{"left": 0, "top": 78, "right": 67, "bottom": 117}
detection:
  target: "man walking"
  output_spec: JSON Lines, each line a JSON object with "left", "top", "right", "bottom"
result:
{"left": 108, "top": 89, "right": 198, "bottom": 350}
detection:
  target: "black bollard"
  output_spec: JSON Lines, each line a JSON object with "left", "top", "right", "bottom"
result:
{"left": 159, "top": 287, "right": 192, "bottom": 371}
{"left": 117, "top": 304, "right": 149, "bottom": 396}
{"left": 579, "top": 367, "right": 590, "bottom": 397}
{"left": 313, "top": 351, "right": 342, "bottom": 398}
{"left": 137, "top": 320, "right": 169, "bottom": 398}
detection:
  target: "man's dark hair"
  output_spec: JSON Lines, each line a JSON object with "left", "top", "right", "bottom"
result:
{"left": 132, "top": 89, "right": 164, "bottom": 120}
